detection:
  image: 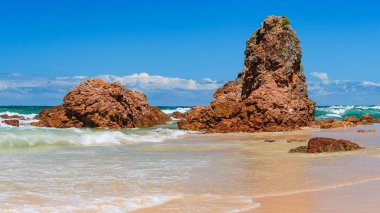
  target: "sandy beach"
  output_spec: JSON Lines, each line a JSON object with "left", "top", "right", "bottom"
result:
{"left": 1, "top": 115, "right": 380, "bottom": 212}
{"left": 135, "top": 124, "right": 380, "bottom": 212}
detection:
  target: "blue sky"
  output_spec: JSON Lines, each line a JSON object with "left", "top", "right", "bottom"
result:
{"left": 0, "top": 0, "right": 380, "bottom": 105}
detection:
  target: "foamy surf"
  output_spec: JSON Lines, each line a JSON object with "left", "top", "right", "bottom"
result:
{"left": 0, "top": 127, "right": 188, "bottom": 148}
{"left": 316, "top": 105, "right": 380, "bottom": 119}
{"left": 160, "top": 107, "right": 191, "bottom": 115}
{"left": 0, "top": 112, "right": 39, "bottom": 127}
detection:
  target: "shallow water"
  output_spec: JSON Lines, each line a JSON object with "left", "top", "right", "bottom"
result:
{"left": 1, "top": 123, "right": 380, "bottom": 212}
{"left": 2, "top": 107, "right": 380, "bottom": 212}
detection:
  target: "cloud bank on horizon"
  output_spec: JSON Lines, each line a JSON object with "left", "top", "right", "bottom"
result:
{"left": 0, "top": 71, "right": 380, "bottom": 106}
{"left": 0, "top": 72, "right": 221, "bottom": 106}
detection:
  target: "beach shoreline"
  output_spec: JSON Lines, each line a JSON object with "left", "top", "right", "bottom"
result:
{"left": 1, "top": 105, "right": 380, "bottom": 212}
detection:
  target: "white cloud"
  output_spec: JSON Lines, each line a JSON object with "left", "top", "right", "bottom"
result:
{"left": 0, "top": 72, "right": 221, "bottom": 93}
{"left": 310, "top": 72, "right": 330, "bottom": 84}
{"left": 361, "top": 81, "right": 380, "bottom": 87}
{"left": 97, "top": 73, "right": 220, "bottom": 91}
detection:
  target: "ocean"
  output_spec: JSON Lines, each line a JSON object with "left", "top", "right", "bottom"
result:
{"left": 1, "top": 105, "right": 380, "bottom": 211}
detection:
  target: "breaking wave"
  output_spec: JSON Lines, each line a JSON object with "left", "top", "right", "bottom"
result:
{"left": 315, "top": 105, "right": 380, "bottom": 120}
{"left": 0, "top": 127, "right": 188, "bottom": 148}
{"left": 159, "top": 107, "right": 191, "bottom": 115}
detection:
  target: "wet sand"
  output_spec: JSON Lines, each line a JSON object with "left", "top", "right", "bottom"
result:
{"left": 137, "top": 125, "right": 380, "bottom": 212}
{"left": 254, "top": 178, "right": 380, "bottom": 213}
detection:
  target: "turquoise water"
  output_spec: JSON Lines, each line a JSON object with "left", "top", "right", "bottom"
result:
{"left": 1, "top": 105, "right": 380, "bottom": 120}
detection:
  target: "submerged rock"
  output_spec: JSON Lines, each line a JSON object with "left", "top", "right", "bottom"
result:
{"left": 290, "top": 137, "right": 362, "bottom": 153}
{"left": 357, "top": 129, "right": 376, "bottom": 133}
{"left": 289, "top": 146, "right": 308, "bottom": 153}
{"left": 33, "top": 78, "right": 170, "bottom": 128}
{"left": 179, "top": 16, "right": 315, "bottom": 133}
{"left": 287, "top": 138, "right": 307, "bottom": 143}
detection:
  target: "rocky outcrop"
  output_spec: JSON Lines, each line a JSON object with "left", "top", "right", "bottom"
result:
{"left": 33, "top": 78, "right": 170, "bottom": 128}
{"left": 313, "top": 114, "right": 377, "bottom": 129}
{"left": 178, "top": 16, "right": 315, "bottom": 133}
{"left": 290, "top": 137, "right": 362, "bottom": 153}
{"left": 2, "top": 119, "right": 19, "bottom": 127}
{"left": 0, "top": 114, "right": 25, "bottom": 120}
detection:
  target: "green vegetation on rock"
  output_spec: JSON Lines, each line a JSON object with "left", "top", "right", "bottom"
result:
{"left": 282, "top": 17, "right": 290, "bottom": 27}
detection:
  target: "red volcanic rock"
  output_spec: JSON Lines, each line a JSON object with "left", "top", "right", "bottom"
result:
{"left": 2, "top": 119, "right": 19, "bottom": 127}
{"left": 171, "top": 111, "right": 185, "bottom": 119}
{"left": 319, "top": 120, "right": 356, "bottom": 129}
{"left": 357, "top": 129, "right": 376, "bottom": 133}
{"left": 33, "top": 78, "right": 170, "bottom": 128}
{"left": 360, "top": 113, "right": 374, "bottom": 124}
{"left": 0, "top": 114, "right": 25, "bottom": 120}
{"left": 315, "top": 114, "right": 377, "bottom": 130}
{"left": 343, "top": 116, "right": 359, "bottom": 123}
{"left": 290, "top": 137, "right": 362, "bottom": 153}
{"left": 179, "top": 16, "right": 315, "bottom": 133}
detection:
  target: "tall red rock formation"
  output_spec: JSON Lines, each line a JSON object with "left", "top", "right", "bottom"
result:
{"left": 179, "top": 16, "right": 315, "bottom": 133}
{"left": 33, "top": 78, "right": 170, "bottom": 128}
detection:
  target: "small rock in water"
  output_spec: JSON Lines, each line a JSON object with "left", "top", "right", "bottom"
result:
{"left": 289, "top": 146, "right": 308, "bottom": 153}
{"left": 2, "top": 119, "right": 19, "bottom": 127}
{"left": 289, "top": 137, "right": 362, "bottom": 153}
{"left": 264, "top": 140, "right": 276, "bottom": 143}
{"left": 357, "top": 129, "right": 377, "bottom": 133}
{"left": 172, "top": 111, "right": 185, "bottom": 119}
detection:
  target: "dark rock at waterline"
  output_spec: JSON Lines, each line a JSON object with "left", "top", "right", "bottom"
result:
{"left": 313, "top": 114, "right": 377, "bottom": 129}
{"left": 289, "top": 137, "right": 362, "bottom": 153}
{"left": 287, "top": 138, "right": 307, "bottom": 143}
{"left": 2, "top": 119, "right": 19, "bottom": 127}
{"left": 32, "top": 78, "right": 170, "bottom": 128}
{"left": 171, "top": 111, "right": 186, "bottom": 119}
{"left": 178, "top": 16, "right": 315, "bottom": 133}
{"left": 0, "top": 114, "right": 25, "bottom": 120}
{"left": 264, "top": 140, "right": 276, "bottom": 143}
{"left": 289, "top": 146, "right": 308, "bottom": 153}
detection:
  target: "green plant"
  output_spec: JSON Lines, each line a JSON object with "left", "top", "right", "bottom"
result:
{"left": 282, "top": 17, "right": 290, "bottom": 27}
{"left": 281, "top": 47, "right": 287, "bottom": 53}
{"left": 290, "top": 37, "right": 297, "bottom": 44}
{"left": 300, "top": 64, "right": 304, "bottom": 72}
{"left": 246, "top": 33, "right": 256, "bottom": 47}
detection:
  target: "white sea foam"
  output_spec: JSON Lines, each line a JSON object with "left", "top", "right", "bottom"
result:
{"left": 0, "top": 128, "right": 188, "bottom": 147}
{"left": 161, "top": 107, "right": 191, "bottom": 114}
{"left": 315, "top": 105, "right": 380, "bottom": 119}
{"left": 0, "top": 112, "right": 39, "bottom": 127}
{"left": 0, "top": 194, "right": 183, "bottom": 212}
